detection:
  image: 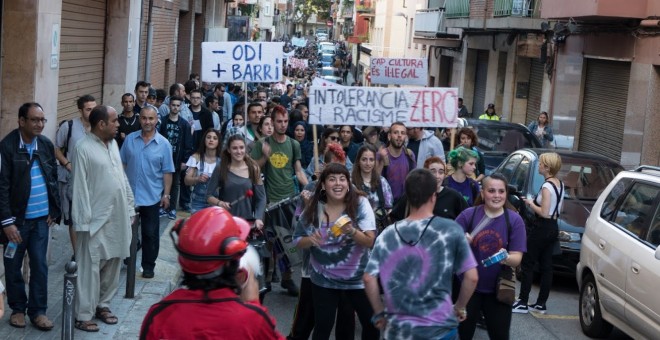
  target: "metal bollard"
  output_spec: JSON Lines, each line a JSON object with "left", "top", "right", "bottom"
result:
{"left": 125, "top": 213, "right": 140, "bottom": 298}
{"left": 61, "top": 261, "right": 77, "bottom": 340}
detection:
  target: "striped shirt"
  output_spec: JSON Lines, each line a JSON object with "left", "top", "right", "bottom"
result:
{"left": 23, "top": 139, "right": 49, "bottom": 219}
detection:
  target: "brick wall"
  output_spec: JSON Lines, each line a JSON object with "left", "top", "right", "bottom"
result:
{"left": 470, "top": 0, "right": 494, "bottom": 19}
{"left": 138, "top": 0, "right": 180, "bottom": 89}
{"left": 176, "top": 9, "right": 193, "bottom": 83}
{"left": 192, "top": 12, "right": 205, "bottom": 76}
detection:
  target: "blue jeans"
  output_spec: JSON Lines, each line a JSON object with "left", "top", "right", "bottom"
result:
{"left": 139, "top": 203, "right": 160, "bottom": 272}
{"left": 4, "top": 217, "right": 49, "bottom": 318}
{"left": 168, "top": 169, "right": 181, "bottom": 213}
{"left": 178, "top": 169, "right": 191, "bottom": 210}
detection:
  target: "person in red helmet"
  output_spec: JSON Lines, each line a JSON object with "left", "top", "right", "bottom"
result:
{"left": 139, "top": 207, "right": 284, "bottom": 340}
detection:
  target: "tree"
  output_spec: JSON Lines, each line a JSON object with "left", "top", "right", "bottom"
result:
{"left": 293, "top": 0, "right": 334, "bottom": 34}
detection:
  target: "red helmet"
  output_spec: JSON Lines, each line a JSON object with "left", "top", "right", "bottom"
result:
{"left": 170, "top": 207, "right": 250, "bottom": 277}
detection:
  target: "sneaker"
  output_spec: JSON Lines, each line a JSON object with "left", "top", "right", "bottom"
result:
{"left": 528, "top": 303, "right": 547, "bottom": 314}
{"left": 280, "top": 279, "right": 299, "bottom": 297}
{"left": 159, "top": 208, "right": 167, "bottom": 217}
{"left": 512, "top": 300, "right": 529, "bottom": 314}
{"left": 167, "top": 210, "right": 177, "bottom": 220}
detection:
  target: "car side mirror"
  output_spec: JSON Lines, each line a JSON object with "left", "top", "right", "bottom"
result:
{"left": 655, "top": 245, "right": 660, "bottom": 260}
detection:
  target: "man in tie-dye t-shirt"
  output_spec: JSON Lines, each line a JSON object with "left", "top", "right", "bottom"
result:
{"left": 364, "top": 169, "right": 478, "bottom": 339}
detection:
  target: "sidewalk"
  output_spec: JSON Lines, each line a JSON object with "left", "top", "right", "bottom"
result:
{"left": 0, "top": 214, "right": 182, "bottom": 339}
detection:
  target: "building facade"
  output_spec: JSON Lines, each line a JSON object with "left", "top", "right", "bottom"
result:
{"left": 0, "top": 0, "right": 230, "bottom": 140}
{"left": 413, "top": 0, "right": 660, "bottom": 167}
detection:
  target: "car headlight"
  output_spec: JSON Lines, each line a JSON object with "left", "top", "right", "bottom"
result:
{"left": 558, "top": 231, "right": 581, "bottom": 242}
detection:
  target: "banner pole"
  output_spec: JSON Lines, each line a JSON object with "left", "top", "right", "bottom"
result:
{"left": 312, "top": 125, "right": 319, "bottom": 176}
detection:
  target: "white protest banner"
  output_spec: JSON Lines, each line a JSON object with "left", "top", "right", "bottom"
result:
{"left": 288, "top": 57, "right": 308, "bottom": 69}
{"left": 370, "top": 58, "right": 428, "bottom": 86}
{"left": 312, "top": 77, "right": 342, "bottom": 87}
{"left": 202, "top": 41, "right": 283, "bottom": 83}
{"left": 291, "top": 37, "right": 308, "bottom": 47}
{"left": 308, "top": 86, "right": 458, "bottom": 128}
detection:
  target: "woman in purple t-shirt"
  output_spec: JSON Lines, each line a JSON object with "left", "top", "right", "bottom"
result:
{"left": 455, "top": 174, "right": 527, "bottom": 340}
{"left": 444, "top": 146, "right": 481, "bottom": 206}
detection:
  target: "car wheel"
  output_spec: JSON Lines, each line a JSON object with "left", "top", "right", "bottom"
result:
{"left": 579, "top": 273, "right": 613, "bottom": 338}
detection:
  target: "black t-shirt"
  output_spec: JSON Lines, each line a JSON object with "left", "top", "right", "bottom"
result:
{"left": 163, "top": 118, "right": 182, "bottom": 160}
{"left": 116, "top": 113, "right": 141, "bottom": 149}
{"left": 407, "top": 138, "right": 421, "bottom": 161}
{"left": 389, "top": 186, "right": 468, "bottom": 222}
{"left": 191, "top": 107, "right": 214, "bottom": 148}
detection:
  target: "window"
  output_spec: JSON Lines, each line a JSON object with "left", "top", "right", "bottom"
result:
{"left": 612, "top": 182, "right": 660, "bottom": 240}
{"left": 499, "top": 154, "right": 523, "bottom": 182}
{"left": 600, "top": 178, "right": 631, "bottom": 220}
{"left": 648, "top": 204, "right": 660, "bottom": 246}
{"left": 510, "top": 156, "right": 530, "bottom": 192}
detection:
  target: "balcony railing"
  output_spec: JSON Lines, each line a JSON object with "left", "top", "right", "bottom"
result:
{"left": 445, "top": 0, "right": 470, "bottom": 18}
{"left": 414, "top": 9, "right": 445, "bottom": 36}
{"left": 494, "top": 0, "right": 541, "bottom": 18}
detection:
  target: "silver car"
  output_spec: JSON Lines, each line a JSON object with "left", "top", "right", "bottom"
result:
{"left": 577, "top": 166, "right": 660, "bottom": 339}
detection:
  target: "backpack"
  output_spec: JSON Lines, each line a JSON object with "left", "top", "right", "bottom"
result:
{"left": 381, "top": 148, "right": 415, "bottom": 178}
{"left": 58, "top": 119, "right": 73, "bottom": 157}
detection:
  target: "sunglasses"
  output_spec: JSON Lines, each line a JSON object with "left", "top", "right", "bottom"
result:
{"left": 329, "top": 136, "right": 339, "bottom": 141}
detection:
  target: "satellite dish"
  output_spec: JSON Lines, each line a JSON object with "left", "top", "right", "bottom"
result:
{"left": 567, "top": 22, "right": 577, "bottom": 33}
{"left": 541, "top": 22, "right": 550, "bottom": 32}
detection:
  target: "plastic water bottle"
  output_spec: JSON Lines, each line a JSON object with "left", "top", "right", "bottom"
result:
{"left": 482, "top": 248, "right": 508, "bottom": 267}
{"left": 4, "top": 241, "right": 17, "bottom": 259}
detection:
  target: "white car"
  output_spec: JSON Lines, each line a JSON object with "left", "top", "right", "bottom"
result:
{"left": 577, "top": 166, "right": 660, "bottom": 339}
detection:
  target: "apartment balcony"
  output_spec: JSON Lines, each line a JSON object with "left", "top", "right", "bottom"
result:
{"left": 445, "top": 0, "right": 545, "bottom": 31}
{"left": 541, "top": 0, "right": 646, "bottom": 20}
{"left": 413, "top": 8, "right": 461, "bottom": 47}
{"left": 445, "top": 0, "right": 470, "bottom": 18}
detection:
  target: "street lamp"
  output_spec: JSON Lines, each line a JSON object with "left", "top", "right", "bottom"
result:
{"left": 395, "top": 12, "right": 408, "bottom": 57}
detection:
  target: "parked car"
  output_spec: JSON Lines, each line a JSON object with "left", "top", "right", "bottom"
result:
{"left": 318, "top": 53, "right": 336, "bottom": 67}
{"left": 318, "top": 43, "right": 336, "bottom": 56}
{"left": 464, "top": 119, "right": 542, "bottom": 174}
{"left": 576, "top": 166, "right": 660, "bottom": 339}
{"left": 319, "top": 66, "right": 340, "bottom": 78}
{"left": 321, "top": 75, "right": 342, "bottom": 84}
{"left": 493, "top": 149, "right": 624, "bottom": 275}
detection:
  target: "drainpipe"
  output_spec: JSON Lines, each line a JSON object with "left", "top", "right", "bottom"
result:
{"left": 144, "top": 0, "right": 154, "bottom": 82}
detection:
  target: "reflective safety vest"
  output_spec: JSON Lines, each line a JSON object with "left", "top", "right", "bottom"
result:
{"left": 478, "top": 113, "right": 500, "bottom": 121}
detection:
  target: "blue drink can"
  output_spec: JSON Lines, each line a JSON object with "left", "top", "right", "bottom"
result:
{"left": 4, "top": 241, "right": 17, "bottom": 259}
{"left": 482, "top": 248, "right": 508, "bottom": 267}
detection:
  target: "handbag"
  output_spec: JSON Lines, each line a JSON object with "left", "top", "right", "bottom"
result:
{"left": 497, "top": 265, "right": 517, "bottom": 305}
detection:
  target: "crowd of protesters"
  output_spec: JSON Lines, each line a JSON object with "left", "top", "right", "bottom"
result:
{"left": 1, "top": 47, "right": 569, "bottom": 337}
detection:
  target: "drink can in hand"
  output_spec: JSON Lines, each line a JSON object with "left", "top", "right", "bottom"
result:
{"left": 4, "top": 241, "right": 17, "bottom": 259}
{"left": 482, "top": 248, "right": 508, "bottom": 267}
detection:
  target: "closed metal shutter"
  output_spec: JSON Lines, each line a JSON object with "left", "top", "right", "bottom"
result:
{"left": 526, "top": 58, "right": 544, "bottom": 124}
{"left": 472, "top": 50, "right": 489, "bottom": 116}
{"left": 579, "top": 59, "right": 630, "bottom": 162}
{"left": 58, "top": 0, "right": 107, "bottom": 121}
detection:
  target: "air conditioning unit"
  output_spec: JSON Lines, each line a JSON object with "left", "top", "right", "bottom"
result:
{"left": 511, "top": 0, "right": 531, "bottom": 17}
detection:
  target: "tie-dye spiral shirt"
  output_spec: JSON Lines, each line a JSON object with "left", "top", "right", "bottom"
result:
{"left": 293, "top": 196, "right": 376, "bottom": 289}
{"left": 365, "top": 217, "right": 477, "bottom": 339}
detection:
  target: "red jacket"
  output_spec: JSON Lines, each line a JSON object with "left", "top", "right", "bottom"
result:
{"left": 140, "top": 287, "right": 284, "bottom": 340}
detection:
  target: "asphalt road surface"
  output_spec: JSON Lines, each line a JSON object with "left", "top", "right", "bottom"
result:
{"left": 263, "top": 268, "right": 633, "bottom": 339}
